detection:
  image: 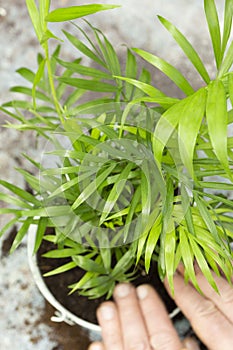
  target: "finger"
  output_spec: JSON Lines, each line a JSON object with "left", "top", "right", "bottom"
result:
{"left": 187, "top": 265, "right": 233, "bottom": 324}
{"left": 113, "top": 283, "right": 151, "bottom": 350}
{"left": 165, "top": 273, "right": 233, "bottom": 350}
{"left": 136, "top": 284, "right": 183, "bottom": 350}
{"left": 182, "top": 337, "right": 200, "bottom": 350}
{"left": 96, "top": 301, "right": 123, "bottom": 350}
{"left": 88, "top": 342, "right": 105, "bottom": 350}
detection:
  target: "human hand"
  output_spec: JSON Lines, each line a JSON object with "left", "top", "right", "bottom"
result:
{"left": 88, "top": 280, "right": 196, "bottom": 350}
{"left": 88, "top": 269, "right": 233, "bottom": 350}
{"left": 164, "top": 266, "right": 233, "bottom": 350}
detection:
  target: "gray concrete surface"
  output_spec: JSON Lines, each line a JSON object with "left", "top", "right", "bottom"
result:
{"left": 0, "top": 1, "right": 224, "bottom": 349}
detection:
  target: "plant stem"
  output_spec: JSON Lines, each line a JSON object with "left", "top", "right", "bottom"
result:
{"left": 43, "top": 42, "right": 64, "bottom": 122}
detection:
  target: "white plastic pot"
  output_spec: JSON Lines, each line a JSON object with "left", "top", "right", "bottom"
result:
{"left": 27, "top": 225, "right": 102, "bottom": 341}
{"left": 27, "top": 225, "right": 180, "bottom": 341}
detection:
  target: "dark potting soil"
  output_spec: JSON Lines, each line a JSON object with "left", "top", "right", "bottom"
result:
{"left": 37, "top": 238, "right": 176, "bottom": 324}
{"left": 37, "top": 235, "right": 207, "bottom": 349}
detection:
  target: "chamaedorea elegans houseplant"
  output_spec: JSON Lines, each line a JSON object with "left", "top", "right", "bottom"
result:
{"left": 0, "top": 0, "right": 232, "bottom": 315}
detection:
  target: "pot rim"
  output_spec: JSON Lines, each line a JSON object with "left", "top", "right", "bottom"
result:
{"left": 27, "top": 225, "right": 180, "bottom": 332}
{"left": 27, "top": 224, "right": 101, "bottom": 332}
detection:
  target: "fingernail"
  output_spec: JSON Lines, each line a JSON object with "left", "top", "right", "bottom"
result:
{"left": 136, "top": 285, "right": 149, "bottom": 300}
{"left": 115, "top": 283, "right": 131, "bottom": 298}
{"left": 100, "top": 305, "right": 115, "bottom": 320}
{"left": 183, "top": 336, "right": 200, "bottom": 350}
{"left": 88, "top": 342, "right": 103, "bottom": 350}
{"left": 150, "top": 335, "right": 157, "bottom": 349}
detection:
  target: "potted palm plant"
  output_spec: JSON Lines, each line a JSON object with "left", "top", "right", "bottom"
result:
{"left": 0, "top": 0, "right": 233, "bottom": 344}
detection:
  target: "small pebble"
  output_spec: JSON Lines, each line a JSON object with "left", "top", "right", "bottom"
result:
{"left": 0, "top": 7, "right": 7, "bottom": 17}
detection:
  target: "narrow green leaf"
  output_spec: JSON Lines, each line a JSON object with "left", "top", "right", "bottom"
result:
{"left": 228, "top": 73, "right": 233, "bottom": 107}
{"left": 10, "top": 86, "right": 49, "bottom": 102}
{"left": 20, "top": 206, "right": 73, "bottom": 218}
{"left": 88, "top": 21, "right": 122, "bottom": 81}
{"left": 23, "top": 153, "right": 43, "bottom": 171}
{"left": 56, "top": 59, "right": 112, "bottom": 80}
{"left": 76, "top": 275, "right": 112, "bottom": 290}
{"left": 42, "top": 166, "right": 80, "bottom": 176}
{"left": 0, "top": 180, "right": 41, "bottom": 206}
{"left": 100, "top": 163, "right": 134, "bottom": 224}
{"left": 181, "top": 184, "right": 195, "bottom": 236}
{"left": 16, "top": 67, "right": 35, "bottom": 84}
{"left": 140, "top": 162, "right": 152, "bottom": 228}
{"left": 40, "top": 29, "right": 61, "bottom": 44}
{"left": 63, "top": 89, "right": 86, "bottom": 108}
{"left": 72, "top": 21, "right": 102, "bottom": 56}
{"left": 0, "top": 208, "right": 22, "bottom": 215}
{"left": 0, "top": 218, "right": 19, "bottom": 239}
{"left": 221, "top": 0, "right": 233, "bottom": 56}
{"left": 72, "top": 163, "right": 116, "bottom": 210}
{"left": 193, "top": 234, "right": 232, "bottom": 279}
{"left": 125, "top": 49, "right": 137, "bottom": 99}
{"left": 218, "top": 41, "right": 233, "bottom": 77}
{"left": 206, "top": 80, "right": 229, "bottom": 172}
{"left": 204, "top": 251, "right": 221, "bottom": 277}
{"left": 178, "top": 87, "right": 207, "bottom": 177}
{"left": 115, "top": 76, "right": 167, "bottom": 98}
{"left": 133, "top": 48, "right": 194, "bottom": 96}
{"left": 136, "top": 221, "right": 149, "bottom": 265}
{"left": 43, "top": 247, "right": 83, "bottom": 258}
{"left": 44, "top": 261, "right": 77, "bottom": 276}
{"left": 25, "top": 0, "right": 43, "bottom": 40}
{"left": 46, "top": 4, "right": 120, "bottom": 22}
{"left": 123, "top": 186, "right": 141, "bottom": 243}
{"left": 99, "top": 33, "right": 122, "bottom": 78}
{"left": 10, "top": 219, "right": 33, "bottom": 253}
{"left": 32, "top": 58, "right": 46, "bottom": 108}
{"left": 164, "top": 224, "right": 176, "bottom": 295}
{"left": 145, "top": 215, "right": 162, "bottom": 272}
{"left": 179, "top": 226, "right": 201, "bottom": 292}
{"left": 197, "top": 191, "right": 233, "bottom": 209}
{"left": 56, "top": 57, "right": 80, "bottom": 99}
{"left": 131, "top": 96, "right": 179, "bottom": 107}
{"left": 111, "top": 249, "right": 135, "bottom": 278}
{"left": 58, "top": 77, "right": 118, "bottom": 93}
{"left": 0, "top": 192, "right": 32, "bottom": 209}
{"left": 63, "top": 30, "right": 106, "bottom": 67}
{"left": 158, "top": 177, "right": 174, "bottom": 276}
{"left": 98, "top": 232, "right": 111, "bottom": 273}
{"left": 174, "top": 243, "right": 182, "bottom": 271}
{"left": 47, "top": 149, "right": 107, "bottom": 163}
{"left": 33, "top": 218, "right": 48, "bottom": 253}
{"left": 69, "top": 271, "right": 96, "bottom": 293}
{"left": 125, "top": 49, "right": 137, "bottom": 79}
{"left": 158, "top": 16, "right": 210, "bottom": 84}
{"left": 15, "top": 168, "right": 40, "bottom": 193}
{"left": 79, "top": 282, "right": 114, "bottom": 299}
{"left": 72, "top": 255, "right": 106, "bottom": 274}
{"left": 39, "top": 0, "right": 50, "bottom": 20}
{"left": 198, "top": 181, "right": 233, "bottom": 190}
{"left": 189, "top": 235, "right": 218, "bottom": 292}
{"left": 48, "top": 177, "right": 80, "bottom": 199}
{"left": 138, "top": 67, "right": 151, "bottom": 85}
{"left": 153, "top": 92, "right": 196, "bottom": 166}
{"left": 204, "top": 0, "right": 222, "bottom": 68}
{"left": 2, "top": 100, "right": 32, "bottom": 109}
{"left": 194, "top": 193, "right": 222, "bottom": 244}
{"left": 68, "top": 98, "right": 113, "bottom": 115}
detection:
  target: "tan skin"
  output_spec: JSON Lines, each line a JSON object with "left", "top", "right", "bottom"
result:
{"left": 88, "top": 266, "right": 233, "bottom": 350}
